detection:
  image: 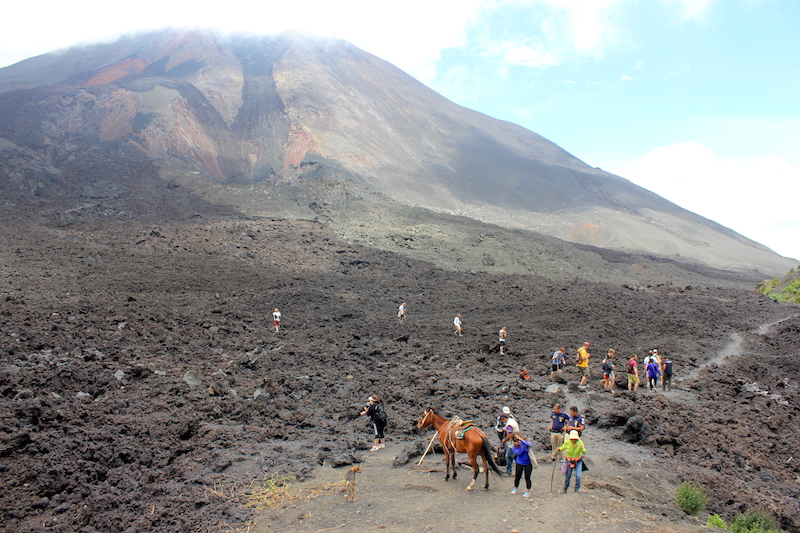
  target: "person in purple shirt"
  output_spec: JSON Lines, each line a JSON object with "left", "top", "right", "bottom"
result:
{"left": 647, "top": 360, "right": 661, "bottom": 392}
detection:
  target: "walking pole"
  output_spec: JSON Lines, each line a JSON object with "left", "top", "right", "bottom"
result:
{"left": 550, "top": 457, "right": 557, "bottom": 491}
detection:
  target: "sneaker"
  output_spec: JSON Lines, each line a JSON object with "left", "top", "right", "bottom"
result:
{"left": 378, "top": 444, "right": 385, "bottom": 449}
{"left": 370, "top": 446, "right": 380, "bottom": 451}
{"left": 575, "top": 489, "right": 580, "bottom": 493}
{"left": 510, "top": 488, "right": 518, "bottom": 495}
{"left": 522, "top": 491, "right": 531, "bottom": 498}
{"left": 563, "top": 486, "right": 568, "bottom": 493}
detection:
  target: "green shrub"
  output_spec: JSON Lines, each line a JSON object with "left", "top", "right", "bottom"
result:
{"left": 707, "top": 514, "right": 727, "bottom": 529}
{"left": 676, "top": 482, "right": 707, "bottom": 516}
{"left": 729, "top": 509, "right": 779, "bottom": 533}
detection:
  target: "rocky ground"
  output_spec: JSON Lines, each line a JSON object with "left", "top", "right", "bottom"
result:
{"left": 0, "top": 175, "right": 799, "bottom": 532}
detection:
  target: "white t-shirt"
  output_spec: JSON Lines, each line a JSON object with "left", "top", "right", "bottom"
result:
{"left": 454, "top": 316, "right": 461, "bottom": 326}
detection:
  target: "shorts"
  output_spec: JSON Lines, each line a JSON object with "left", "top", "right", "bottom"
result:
{"left": 603, "top": 372, "right": 615, "bottom": 381}
{"left": 552, "top": 364, "right": 561, "bottom": 372}
{"left": 499, "top": 339, "right": 506, "bottom": 346}
{"left": 579, "top": 366, "right": 590, "bottom": 378}
{"left": 273, "top": 320, "right": 280, "bottom": 326}
{"left": 627, "top": 374, "right": 640, "bottom": 384}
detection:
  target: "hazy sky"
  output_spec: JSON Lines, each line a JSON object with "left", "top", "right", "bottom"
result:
{"left": 2, "top": 0, "right": 798, "bottom": 262}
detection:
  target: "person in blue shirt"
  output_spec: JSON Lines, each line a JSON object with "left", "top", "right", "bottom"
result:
{"left": 647, "top": 360, "right": 661, "bottom": 392}
{"left": 662, "top": 357, "right": 673, "bottom": 391}
{"left": 548, "top": 403, "right": 569, "bottom": 460}
{"left": 551, "top": 347, "right": 566, "bottom": 380}
{"left": 509, "top": 432, "right": 534, "bottom": 498}
{"left": 565, "top": 406, "right": 585, "bottom": 437}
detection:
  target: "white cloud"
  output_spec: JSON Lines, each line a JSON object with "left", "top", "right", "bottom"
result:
{"left": 609, "top": 141, "right": 800, "bottom": 260}
{"left": 620, "top": 74, "right": 636, "bottom": 81}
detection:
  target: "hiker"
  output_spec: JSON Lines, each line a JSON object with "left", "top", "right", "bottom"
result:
{"left": 565, "top": 406, "right": 585, "bottom": 437}
{"left": 397, "top": 303, "right": 407, "bottom": 321}
{"left": 453, "top": 314, "right": 463, "bottom": 336}
{"left": 519, "top": 367, "right": 531, "bottom": 380}
{"left": 495, "top": 406, "right": 513, "bottom": 442}
{"left": 360, "top": 395, "right": 387, "bottom": 451}
{"left": 509, "top": 432, "right": 534, "bottom": 498}
{"left": 647, "top": 357, "right": 661, "bottom": 392}
{"left": 662, "top": 355, "right": 673, "bottom": 391}
{"left": 499, "top": 327, "right": 508, "bottom": 354}
{"left": 272, "top": 308, "right": 281, "bottom": 333}
{"left": 601, "top": 349, "right": 616, "bottom": 390}
{"left": 551, "top": 347, "right": 566, "bottom": 380}
{"left": 577, "top": 342, "right": 591, "bottom": 387}
{"left": 548, "top": 403, "right": 569, "bottom": 460}
{"left": 559, "top": 430, "right": 587, "bottom": 493}
{"left": 651, "top": 349, "right": 661, "bottom": 366}
{"left": 626, "top": 354, "right": 640, "bottom": 391}
{"left": 499, "top": 413, "right": 520, "bottom": 476}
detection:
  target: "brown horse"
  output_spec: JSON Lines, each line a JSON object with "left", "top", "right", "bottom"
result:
{"left": 416, "top": 407, "right": 501, "bottom": 491}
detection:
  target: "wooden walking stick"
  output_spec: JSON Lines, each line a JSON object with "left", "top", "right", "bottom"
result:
{"left": 550, "top": 456, "right": 557, "bottom": 491}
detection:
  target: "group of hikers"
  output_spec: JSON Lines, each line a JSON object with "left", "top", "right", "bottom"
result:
{"left": 550, "top": 343, "right": 674, "bottom": 392}
{"left": 495, "top": 404, "right": 587, "bottom": 496}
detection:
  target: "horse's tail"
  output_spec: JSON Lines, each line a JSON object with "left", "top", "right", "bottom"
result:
{"left": 481, "top": 436, "right": 502, "bottom": 475}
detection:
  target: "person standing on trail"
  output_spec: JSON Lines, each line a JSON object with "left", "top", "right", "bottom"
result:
{"left": 548, "top": 403, "right": 569, "bottom": 460}
{"left": 454, "top": 314, "right": 463, "bottom": 336}
{"left": 601, "top": 349, "right": 616, "bottom": 390}
{"left": 626, "top": 354, "right": 640, "bottom": 391}
{"left": 272, "top": 308, "right": 281, "bottom": 333}
{"left": 509, "top": 432, "right": 534, "bottom": 499}
{"left": 397, "top": 303, "right": 407, "bottom": 322}
{"left": 577, "top": 342, "right": 591, "bottom": 387}
{"left": 495, "top": 406, "right": 513, "bottom": 442}
{"left": 559, "top": 430, "right": 587, "bottom": 493}
{"left": 360, "top": 395, "right": 387, "bottom": 451}
{"left": 499, "top": 327, "right": 508, "bottom": 354}
{"left": 647, "top": 358, "right": 661, "bottom": 392}
{"left": 565, "top": 406, "right": 585, "bottom": 437}
{"left": 662, "top": 355, "right": 673, "bottom": 391}
{"left": 551, "top": 347, "right": 566, "bottom": 380}
{"left": 499, "top": 413, "right": 520, "bottom": 476}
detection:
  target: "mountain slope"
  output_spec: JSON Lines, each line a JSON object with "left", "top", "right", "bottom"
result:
{"left": 0, "top": 29, "right": 793, "bottom": 275}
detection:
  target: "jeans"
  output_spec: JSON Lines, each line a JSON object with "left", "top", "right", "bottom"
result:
{"left": 505, "top": 444, "right": 515, "bottom": 474}
{"left": 564, "top": 459, "right": 583, "bottom": 491}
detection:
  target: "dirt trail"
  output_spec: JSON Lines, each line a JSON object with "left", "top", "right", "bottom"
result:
{"left": 250, "top": 429, "right": 706, "bottom": 533}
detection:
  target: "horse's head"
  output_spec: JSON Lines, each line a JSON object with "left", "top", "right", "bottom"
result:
{"left": 416, "top": 407, "right": 435, "bottom": 429}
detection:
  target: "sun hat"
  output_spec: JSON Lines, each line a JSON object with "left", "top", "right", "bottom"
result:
{"left": 502, "top": 406, "right": 511, "bottom": 414}
{"left": 367, "top": 396, "right": 376, "bottom": 402}
{"left": 568, "top": 430, "right": 580, "bottom": 440}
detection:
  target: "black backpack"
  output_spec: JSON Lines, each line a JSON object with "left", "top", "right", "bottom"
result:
{"left": 376, "top": 403, "right": 388, "bottom": 423}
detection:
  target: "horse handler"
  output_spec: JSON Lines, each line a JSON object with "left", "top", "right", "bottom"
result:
{"left": 558, "top": 430, "right": 587, "bottom": 493}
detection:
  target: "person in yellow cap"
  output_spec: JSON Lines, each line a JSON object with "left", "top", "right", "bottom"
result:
{"left": 558, "top": 430, "right": 587, "bottom": 492}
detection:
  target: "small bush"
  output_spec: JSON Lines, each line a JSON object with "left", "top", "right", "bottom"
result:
{"left": 707, "top": 514, "right": 727, "bottom": 529}
{"left": 729, "top": 509, "right": 779, "bottom": 533}
{"left": 675, "top": 482, "right": 707, "bottom": 516}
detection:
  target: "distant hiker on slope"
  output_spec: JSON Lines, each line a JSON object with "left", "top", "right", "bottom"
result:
{"left": 551, "top": 347, "right": 566, "bottom": 380}
{"left": 662, "top": 355, "right": 674, "bottom": 391}
{"left": 577, "top": 342, "right": 591, "bottom": 387}
{"left": 454, "top": 314, "right": 463, "bottom": 336}
{"left": 272, "top": 308, "right": 281, "bottom": 333}
{"left": 647, "top": 357, "right": 661, "bottom": 392}
{"left": 499, "top": 327, "right": 508, "bottom": 354}
{"left": 398, "top": 303, "right": 407, "bottom": 322}
{"left": 627, "top": 354, "right": 640, "bottom": 392}
{"left": 601, "top": 349, "right": 616, "bottom": 390}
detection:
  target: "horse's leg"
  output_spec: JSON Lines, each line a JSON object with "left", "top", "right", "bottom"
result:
{"left": 483, "top": 451, "right": 490, "bottom": 490}
{"left": 444, "top": 448, "right": 451, "bottom": 482}
{"left": 451, "top": 449, "right": 458, "bottom": 480}
{"left": 466, "top": 451, "right": 478, "bottom": 491}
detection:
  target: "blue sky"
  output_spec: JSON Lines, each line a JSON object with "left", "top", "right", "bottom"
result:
{"left": 1, "top": 0, "right": 798, "bottom": 261}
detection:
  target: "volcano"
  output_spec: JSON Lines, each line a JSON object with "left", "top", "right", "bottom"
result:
{"left": 0, "top": 29, "right": 793, "bottom": 277}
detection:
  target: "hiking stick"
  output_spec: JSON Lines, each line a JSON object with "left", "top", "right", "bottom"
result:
{"left": 417, "top": 431, "right": 440, "bottom": 466}
{"left": 550, "top": 456, "right": 557, "bottom": 491}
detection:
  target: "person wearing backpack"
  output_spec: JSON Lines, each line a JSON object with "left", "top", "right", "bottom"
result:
{"left": 626, "top": 354, "right": 640, "bottom": 392}
{"left": 361, "top": 395, "right": 388, "bottom": 451}
{"left": 601, "top": 349, "right": 616, "bottom": 390}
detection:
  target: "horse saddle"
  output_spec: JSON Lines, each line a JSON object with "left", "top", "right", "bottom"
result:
{"left": 454, "top": 420, "right": 475, "bottom": 439}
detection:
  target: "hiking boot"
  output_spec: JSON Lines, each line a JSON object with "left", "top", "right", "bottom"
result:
{"left": 563, "top": 486, "right": 568, "bottom": 493}
{"left": 522, "top": 491, "right": 531, "bottom": 498}
{"left": 510, "top": 488, "right": 517, "bottom": 495}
